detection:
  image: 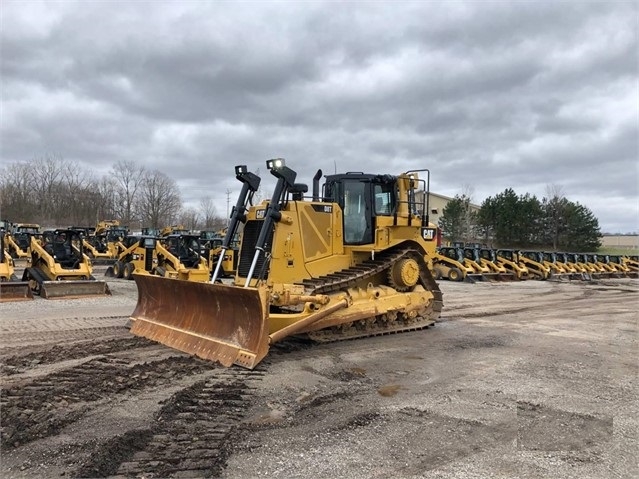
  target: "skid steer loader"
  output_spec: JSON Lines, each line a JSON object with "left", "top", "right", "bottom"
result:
{"left": 106, "top": 235, "right": 158, "bottom": 280}
{"left": 476, "top": 246, "right": 514, "bottom": 280}
{"left": 433, "top": 246, "right": 476, "bottom": 282}
{"left": 0, "top": 231, "right": 33, "bottom": 302}
{"left": 154, "top": 234, "right": 210, "bottom": 282}
{"left": 517, "top": 251, "right": 551, "bottom": 280}
{"left": 130, "top": 160, "right": 443, "bottom": 369}
{"left": 495, "top": 249, "right": 529, "bottom": 280}
{"left": 21, "top": 229, "right": 111, "bottom": 299}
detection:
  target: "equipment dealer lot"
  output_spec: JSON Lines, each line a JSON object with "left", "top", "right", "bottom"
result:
{"left": 1, "top": 272, "right": 637, "bottom": 479}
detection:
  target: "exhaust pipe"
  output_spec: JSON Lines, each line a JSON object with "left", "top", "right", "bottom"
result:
{"left": 312, "top": 169, "right": 322, "bottom": 201}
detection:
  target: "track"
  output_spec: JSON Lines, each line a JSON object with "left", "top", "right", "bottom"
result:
{"left": 0, "top": 315, "right": 267, "bottom": 478}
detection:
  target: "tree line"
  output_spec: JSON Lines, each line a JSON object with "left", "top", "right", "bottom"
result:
{"left": 438, "top": 186, "right": 602, "bottom": 252}
{"left": 0, "top": 156, "right": 228, "bottom": 231}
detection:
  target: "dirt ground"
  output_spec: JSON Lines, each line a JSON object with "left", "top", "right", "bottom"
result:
{"left": 1, "top": 265, "right": 637, "bottom": 479}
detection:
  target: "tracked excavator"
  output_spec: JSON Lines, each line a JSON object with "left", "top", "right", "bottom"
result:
{"left": 0, "top": 231, "right": 33, "bottom": 301}
{"left": 131, "top": 160, "right": 443, "bottom": 369}
{"left": 22, "top": 229, "right": 111, "bottom": 298}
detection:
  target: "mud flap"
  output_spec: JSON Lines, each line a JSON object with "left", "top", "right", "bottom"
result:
{"left": 0, "top": 282, "right": 34, "bottom": 302}
{"left": 130, "top": 274, "right": 270, "bottom": 369}
{"left": 40, "top": 280, "right": 111, "bottom": 299}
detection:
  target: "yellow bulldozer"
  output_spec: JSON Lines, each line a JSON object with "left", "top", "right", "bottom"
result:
{"left": 130, "top": 160, "right": 443, "bottom": 369}
{"left": 21, "top": 229, "right": 111, "bottom": 299}
{"left": 0, "top": 231, "right": 33, "bottom": 301}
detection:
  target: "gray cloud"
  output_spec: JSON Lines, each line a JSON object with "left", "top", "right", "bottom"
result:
{"left": 1, "top": 0, "right": 637, "bottom": 232}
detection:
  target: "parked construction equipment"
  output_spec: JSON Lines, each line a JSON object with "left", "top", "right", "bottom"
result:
{"left": 106, "top": 235, "right": 158, "bottom": 280}
{"left": 517, "top": 251, "right": 551, "bottom": 280}
{"left": 5, "top": 223, "right": 40, "bottom": 259}
{"left": 154, "top": 234, "right": 210, "bottom": 282}
{"left": 495, "top": 249, "right": 530, "bottom": 280}
{"left": 131, "top": 160, "right": 443, "bottom": 369}
{"left": 0, "top": 231, "right": 33, "bottom": 301}
{"left": 21, "top": 229, "right": 111, "bottom": 299}
{"left": 433, "top": 246, "right": 475, "bottom": 282}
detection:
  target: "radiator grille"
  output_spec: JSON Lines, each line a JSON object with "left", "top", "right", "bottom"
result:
{"left": 237, "top": 220, "right": 273, "bottom": 278}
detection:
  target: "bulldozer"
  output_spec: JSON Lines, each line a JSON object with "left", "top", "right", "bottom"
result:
{"left": 0, "top": 231, "right": 33, "bottom": 302}
{"left": 130, "top": 160, "right": 443, "bottom": 369}
{"left": 21, "top": 229, "right": 111, "bottom": 299}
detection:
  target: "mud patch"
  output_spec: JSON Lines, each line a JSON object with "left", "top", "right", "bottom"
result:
{"left": 333, "top": 411, "right": 383, "bottom": 431}
{"left": 1, "top": 356, "right": 213, "bottom": 448}
{"left": 444, "top": 334, "right": 508, "bottom": 350}
{"left": 74, "top": 429, "right": 154, "bottom": 478}
{"left": 0, "top": 337, "right": 153, "bottom": 375}
{"left": 517, "top": 401, "right": 613, "bottom": 451}
{"left": 106, "top": 372, "right": 261, "bottom": 478}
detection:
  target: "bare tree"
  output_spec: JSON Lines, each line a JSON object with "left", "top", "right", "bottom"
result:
{"left": 94, "top": 176, "right": 119, "bottom": 220}
{"left": 199, "top": 197, "right": 218, "bottom": 229}
{"left": 178, "top": 207, "right": 200, "bottom": 231}
{"left": 544, "top": 183, "right": 567, "bottom": 250}
{"left": 137, "top": 169, "right": 182, "bottom": 229}
{"left": 0, "top": 162, "right": 34, "bottom": 220}
{"left": 110, "top": 159, "right": 146, "bottom": 228}
{"left": 28, "top": 154, "right": 65, "bottom": 222}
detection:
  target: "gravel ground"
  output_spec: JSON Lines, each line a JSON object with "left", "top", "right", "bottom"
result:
{"left": 0, "top": 271, "right": 637, "bottom": 478}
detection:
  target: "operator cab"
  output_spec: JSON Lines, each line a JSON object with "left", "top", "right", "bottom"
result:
{"left": 323, "top": 172, "right": 423, "bottom": 246}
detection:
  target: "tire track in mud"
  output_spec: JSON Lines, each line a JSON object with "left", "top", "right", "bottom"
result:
{"left": 74, "top": 369, "right": 265, "bottom": 479}
{"left": 0, "top": 325, "right": 130, "bottom": 352}
{"left": 0, "top": 336, "right": 155, "bottom": 376}
{"left": 0, "top": 355, "right": 214, "bottom": 449}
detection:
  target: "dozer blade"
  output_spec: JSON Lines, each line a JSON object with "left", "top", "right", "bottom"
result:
{"left": 0, "top": 282, "right": 34, "bottom": 302}
{"left": 130, "top": 274, "right": 270, "bottom": 369}
{"left": 40, "top": 280, "right": 111, "bottom": 299}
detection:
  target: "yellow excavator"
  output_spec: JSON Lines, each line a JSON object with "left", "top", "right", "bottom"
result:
{"left": 0, "top": 231, "right": 33, "bottom": 301}
{"left": 22, "top": 229, "right": 111, "bottom": 299}
{"left": 131, "top": 160, "right": 443, "bottom": 369}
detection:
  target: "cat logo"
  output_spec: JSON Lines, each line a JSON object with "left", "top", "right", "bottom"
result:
{"left": 256, "top": 209, "right": 266, "bottom": 219}
{"left": 421, "top": 227, "right": 436, "bottom": 241}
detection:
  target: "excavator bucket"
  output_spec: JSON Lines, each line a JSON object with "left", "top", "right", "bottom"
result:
{"left": 40, "top": 280, "right": 111, "bottom": 299}
{"left": 130, "top": 274, "right": 270, "bottom": 369}
{"left": 0, "top": 282, "right": 34, "bottom": 302}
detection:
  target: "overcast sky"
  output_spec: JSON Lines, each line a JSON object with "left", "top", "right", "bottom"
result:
{"left": 1, "top": 1, "right": 637, "bottom": 233}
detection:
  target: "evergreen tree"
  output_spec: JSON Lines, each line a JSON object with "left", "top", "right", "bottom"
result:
{"left": 438, "top": 194, "right": 476, "bottom": 244}
{"left": 559, "top": 201, "right": 602, "bottom": 251}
